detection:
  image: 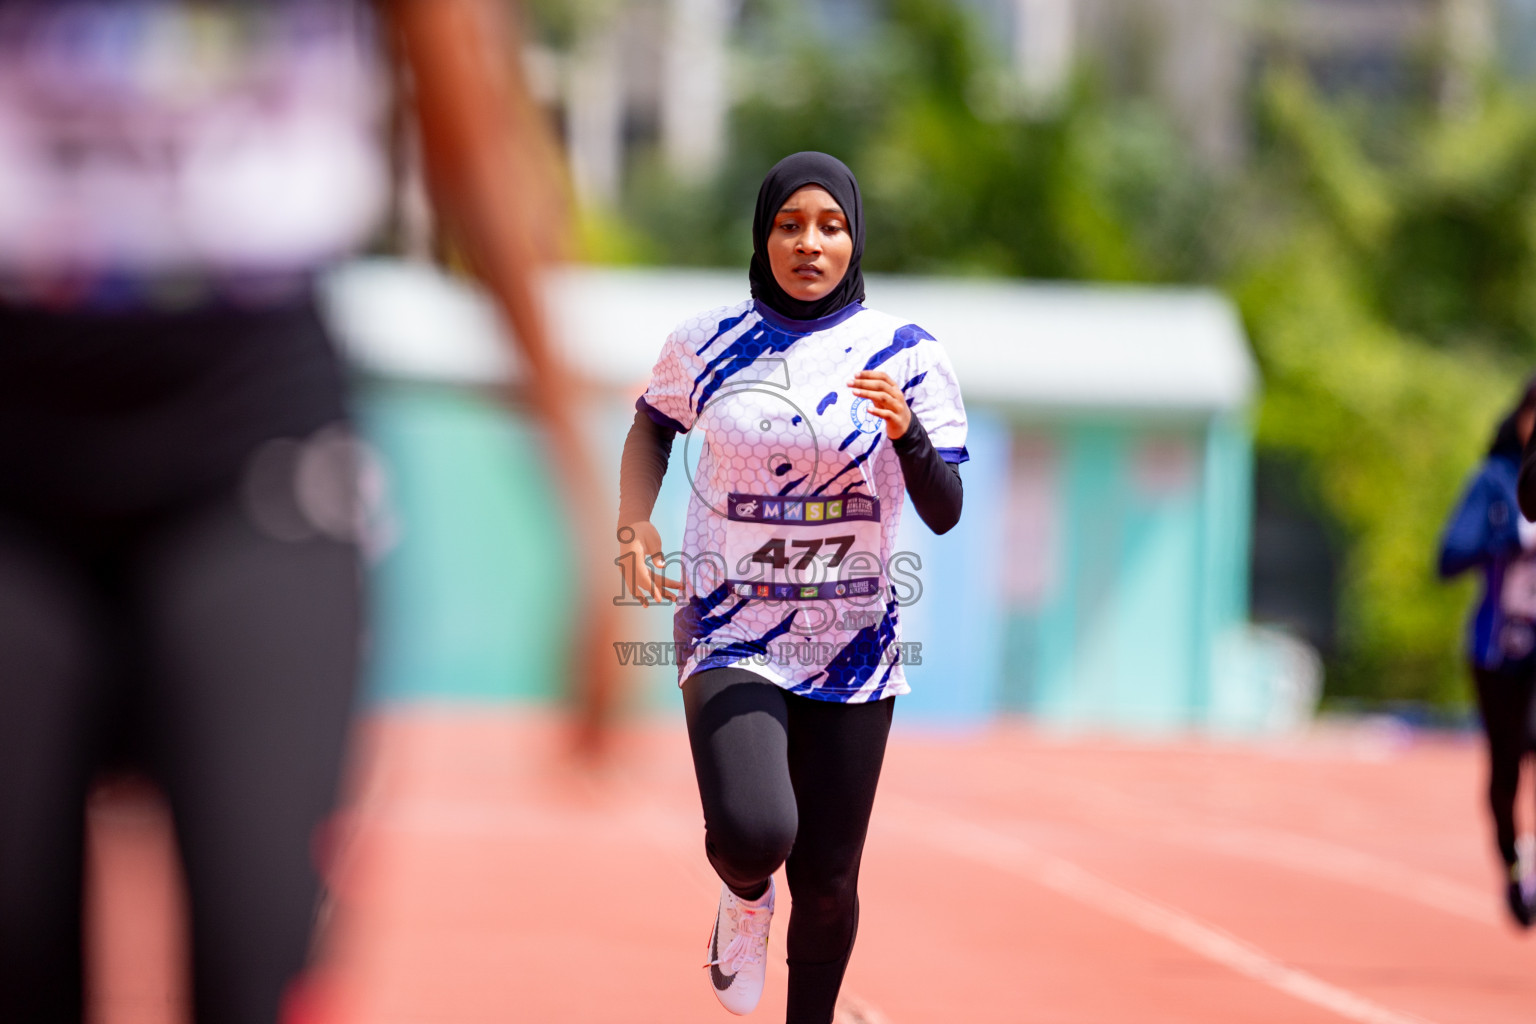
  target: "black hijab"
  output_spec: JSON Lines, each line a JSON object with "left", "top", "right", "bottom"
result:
{"left": 1489, "top": 376, "right": 1536, "bottom": 459}
{"left": 748, "top": 151, "right": 866, "bottom": 322}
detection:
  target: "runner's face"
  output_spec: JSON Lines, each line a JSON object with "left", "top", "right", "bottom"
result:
{"left": 767, "top": 186, "right": 853, "bottom": 304}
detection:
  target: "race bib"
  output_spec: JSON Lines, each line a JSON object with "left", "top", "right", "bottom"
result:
{"left": 721, "top": 492, "right": 885, "bottom": 605}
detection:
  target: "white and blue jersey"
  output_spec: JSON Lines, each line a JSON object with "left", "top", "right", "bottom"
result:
{"left": 639, "top": 298, "right": 968, "bottom": 702}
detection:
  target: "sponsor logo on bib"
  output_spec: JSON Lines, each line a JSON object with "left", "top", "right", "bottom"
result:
{"left": 726, "top": 576, "right": 882, "bottom": 602}
{"left": 726, "top": 492, "right": 880, "bottom": 523}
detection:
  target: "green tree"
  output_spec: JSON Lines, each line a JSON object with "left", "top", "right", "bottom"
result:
{"left": 1236, "top": 67, "right": 1534, "bottom": 703}
{"left": 613, "top": 0, "right": 1217, "bottom": 283}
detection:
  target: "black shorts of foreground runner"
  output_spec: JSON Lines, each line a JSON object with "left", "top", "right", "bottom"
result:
{"left": 0, "top": 299, "right": 362, "bottom": 1024}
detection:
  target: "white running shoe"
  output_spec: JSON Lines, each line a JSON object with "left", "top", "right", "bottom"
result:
{"left": 704, "top": 877, "right": 775, "bottom": 1014}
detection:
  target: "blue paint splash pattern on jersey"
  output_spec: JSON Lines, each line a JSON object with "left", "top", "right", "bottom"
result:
{"left": 690, "top": 317, "right": 809, "bottom": 418}
{"left": 808, "top": 327, "right": 933, "bottom": 497}
{"left": 674, "top": 582, "right": 750, "bottom": 671}
{"left": 812, "top": 431, "right": 884, "bottom": 496}
{"left": 817, "top": 391, "right": 838, "bottom": 415}
{"left": 863, "top": 323, "right": 933, "bottom": 371}
{"left": 695, "top": 311, "right": 751, "bottom": 357}
{"left": 789, "top": 596, "right": 900, "bottom": 700}
{"left": 693, "top": 610, "right": 802, "bottom": 676}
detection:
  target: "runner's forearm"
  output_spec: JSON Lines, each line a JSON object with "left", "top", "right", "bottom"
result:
{"left": 892, "top": 412, "right": 963, "bottom": 535}
{"left": 619, "top": 407, "right": 677, "bottom": 531}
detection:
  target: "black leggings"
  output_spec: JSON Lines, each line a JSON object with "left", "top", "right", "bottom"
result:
{"left": 683, "top": 667, "right": 894, "bottom": 1024}
{"left": 1473, "top": 664, "right": 1536, "bottom": 866}
{"left": 0, "top": 495, "right": 362, "bottom": 1024}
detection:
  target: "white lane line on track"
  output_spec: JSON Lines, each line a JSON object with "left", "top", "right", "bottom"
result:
{"left": 1174, "top": 826, "right": 1498, "bottom": 927}
{"left": 881, "top": 797, "right": 1440, "bottom": 1024}
{"left": 954, "top": 752, "right": 1498, "bottom": 928}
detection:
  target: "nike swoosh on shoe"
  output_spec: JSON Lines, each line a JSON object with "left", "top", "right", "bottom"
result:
{"left": 710, "top": 918, "right": 735, "bottom": 991}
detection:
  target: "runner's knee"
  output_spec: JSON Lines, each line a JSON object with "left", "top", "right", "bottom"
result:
{"left": 707, "top": 807, "right": 796, "bottom": 884}
{"left": 785, "top": 861, "right": 858, "bottom": 922}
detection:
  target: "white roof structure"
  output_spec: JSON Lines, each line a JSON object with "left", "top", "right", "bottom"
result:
{"left": 322, "top": 260, "right": 1257, "bottom": 414}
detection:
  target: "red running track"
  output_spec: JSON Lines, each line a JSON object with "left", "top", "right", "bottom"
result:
{"left": 88, "top": 710, "right": 1536, "bottom": 1024}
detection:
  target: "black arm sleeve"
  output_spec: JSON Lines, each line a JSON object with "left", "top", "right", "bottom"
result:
{"left": 618, "top": 407, "right": 677, "bottom": 532}
{"left": 891, "top": 411, "right": 964, "bottom": 535}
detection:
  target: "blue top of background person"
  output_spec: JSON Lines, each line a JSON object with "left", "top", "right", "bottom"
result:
{"left": 1439, "top": 379, "right": 1536, "bottom": 671}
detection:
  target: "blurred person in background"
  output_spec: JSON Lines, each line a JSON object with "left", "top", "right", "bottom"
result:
{"left": 1440, "top": 378, "right": 1536, "bottom": 929}
{"left": 0, "top": 1, "right": 607, "bottom": 1021}
{"left": 616, "top": 152, "right": 968, "bottom": 1022}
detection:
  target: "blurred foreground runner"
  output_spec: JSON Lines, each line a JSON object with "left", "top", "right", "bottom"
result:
{"left": 0, "top": 1, "right": 608, "bottom": 1020}
{"left": 1440, "top": 378, "right": 1536, "bottom": 928}
{"left": 616, "top": 152, "right": 969, "bottom": 1022}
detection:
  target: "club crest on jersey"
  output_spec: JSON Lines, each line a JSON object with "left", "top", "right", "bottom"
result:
{"left": 735, "top": 499, "right": 759, "bottom": 517}
{"left": 850, "top": 396, "right": 881, "bottom": 434}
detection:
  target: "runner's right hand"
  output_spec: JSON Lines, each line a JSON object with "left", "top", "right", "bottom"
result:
{"left": 618, "top": 521, "right": 683, "bottom": 606}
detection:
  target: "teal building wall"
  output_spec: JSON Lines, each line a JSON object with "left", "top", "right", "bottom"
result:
{"left": 999, "top": 412, "right": 1254, "bottom": 731}
{"left": 358, "top": 382, "right": 576, "bottom": 706}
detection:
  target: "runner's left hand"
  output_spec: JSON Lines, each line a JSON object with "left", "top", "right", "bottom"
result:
{"left": 847, "top": 370, "right": 912, "bottom": 440}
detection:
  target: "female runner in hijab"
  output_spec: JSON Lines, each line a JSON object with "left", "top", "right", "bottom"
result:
{"left": 1440, "top": 378, "right": 1536, "bottom": 927}
{"left": 616, "top": 152, "right": 970, "bottom": 1021}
